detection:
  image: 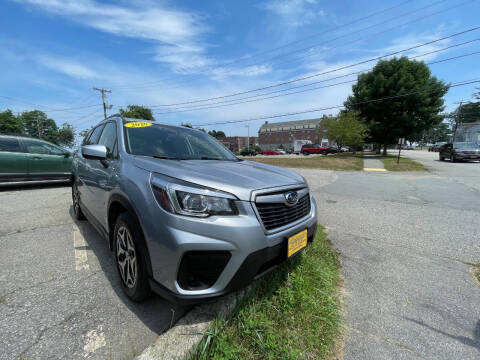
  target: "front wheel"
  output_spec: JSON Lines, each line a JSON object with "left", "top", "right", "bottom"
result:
{"left": 302, "top": 151, "right": 309, "bottom": 156}
{"left": 322, "top": 150, "right": 328, "bottom": 155}
{"left": 450, "top": 155, "right": 456, "bottom": 163}
{"left": 114, "top": 213, "right": 151, "bottom": 302}
{"left": 72, "top": 183, "right": 86, "bottom": 220}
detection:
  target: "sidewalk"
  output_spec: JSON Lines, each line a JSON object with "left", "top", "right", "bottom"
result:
{"left": 363, "top": 155, "right": 387, "bottom": 172}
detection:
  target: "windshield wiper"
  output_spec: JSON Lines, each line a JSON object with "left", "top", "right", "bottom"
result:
{"left": 141, "top": 155, "right": 187, "bottom": 160}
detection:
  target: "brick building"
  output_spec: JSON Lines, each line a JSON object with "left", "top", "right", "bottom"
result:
{"left": 220, "top": 136, "right": 259, "bottom": 152}
{"left": 258, "top": 118, "right": 328, "bottom": 150}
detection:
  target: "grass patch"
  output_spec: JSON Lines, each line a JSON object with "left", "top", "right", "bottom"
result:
{"left": 379, "top": 155, "right": 425, "bottom": 171}
{"left": 189, "top": 228, "right": 342, "bottom": 360}
{"left": 249, "top": 154, "right": 363, "bottom": 171}
{"left": 473, "top": 264, "right": 480, "bottom": 284}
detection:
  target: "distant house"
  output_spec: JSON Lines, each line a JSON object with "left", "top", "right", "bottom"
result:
{"left": 258, "top": 118, "right": 329, "bottom": 150}
{"left": 455, "top": 121, "right": 480, "bottom": 144}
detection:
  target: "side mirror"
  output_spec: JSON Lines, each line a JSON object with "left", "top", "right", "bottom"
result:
{"left": 82, "top": 145, "right": 107, "bottom": 160}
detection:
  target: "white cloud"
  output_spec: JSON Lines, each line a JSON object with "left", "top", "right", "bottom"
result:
{"left": 37, "top": 56, "right": 99, "bottom": 79}
{"left": 13, "top": 0, "right": 210, "bottom": 73}
{"left": 260, "top": 0, "right": 324, "bottom": 27}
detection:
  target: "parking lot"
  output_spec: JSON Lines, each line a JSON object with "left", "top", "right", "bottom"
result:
{"left": 0, "top": 185, "right": 187, "bottom": 360}
{"left": 1, "top": 151, "right": 479, "bottom": 359}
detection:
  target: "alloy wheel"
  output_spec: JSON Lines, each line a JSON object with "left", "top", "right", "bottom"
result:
{"left": 116, "top": 226, "right": 137, "bottom": 289}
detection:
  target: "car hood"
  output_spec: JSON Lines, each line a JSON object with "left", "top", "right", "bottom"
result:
{"left": 133, "top": 156, "right": 306, "bottom": 201}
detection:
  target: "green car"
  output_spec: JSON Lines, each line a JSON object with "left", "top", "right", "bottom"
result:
{"left": 0, "top": 134, "right": 72, "bottom": 183}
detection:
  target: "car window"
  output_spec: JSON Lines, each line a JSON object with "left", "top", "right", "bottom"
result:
{"left": 85, "top": 125, "right": 105, "bottom": 145}
{"left": 0, "top": 137, "right": 23, "bottom": 153}
{"left": 22, "top": 139, "right": 64, "bottom": 155}
{"left": 97, "top": 122, "right": 117, "bottom": 158}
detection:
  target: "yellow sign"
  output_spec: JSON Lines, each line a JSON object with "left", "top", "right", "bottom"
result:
{"left": 287, "top": 229, "right": 308, "bottom": 257}
{"left": 124, "top": 122, "right": 152, "bottom": 128}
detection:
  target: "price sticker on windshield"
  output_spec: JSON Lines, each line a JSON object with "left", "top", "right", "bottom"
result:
{"left": 124, "top": 122, "right": 152, "bottom": 128}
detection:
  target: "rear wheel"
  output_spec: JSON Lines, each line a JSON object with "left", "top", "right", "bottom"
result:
{"left": 450, "top": 155, "right": 456, "bottom": 163}
{"left": 72, "top": 183, "right": 86, "bottom": 220}
{"left": 113, "top": 213, "right": 150, "bottom": 302}
{"left": 322, "top": 150, "right": 328, "bottom": 155}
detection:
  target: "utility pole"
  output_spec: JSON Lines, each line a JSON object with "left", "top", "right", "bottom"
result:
{"left": 245, "top": 125, "right": 250, "bottom": 149}
{"left": 93, "top": 87, "right": 112, "bottom": 119}
{"left": 452, "top": 101, "right": 463, "bottom": 143}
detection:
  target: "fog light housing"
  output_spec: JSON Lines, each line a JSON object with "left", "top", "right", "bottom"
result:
{"left": 177, "top": 251, "right": 231, "bottom": 290}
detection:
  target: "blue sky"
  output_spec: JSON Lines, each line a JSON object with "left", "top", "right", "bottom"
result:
{"left": 1, "top": 0, "right": 480, "bottom": 137}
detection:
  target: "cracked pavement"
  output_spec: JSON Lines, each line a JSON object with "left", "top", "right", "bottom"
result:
{"left": 297, "top": 151, "right": 480, "bottom": 359}
{"left": 0, "top": 184, "right": 187, "bottom": 360}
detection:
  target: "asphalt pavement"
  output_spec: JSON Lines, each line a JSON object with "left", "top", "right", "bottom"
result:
{"left": 0, "top": 184, "right": 188, "bottom": 360}
{"left": 296, "top": 150, "right": 480, "bottom": 359}
{"left": 1, "top": 152, "right": 479, "bottom": 359}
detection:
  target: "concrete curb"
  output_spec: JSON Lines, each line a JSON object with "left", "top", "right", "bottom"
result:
{"left": 135, "top": 289, "right": 248, "bottom": 360}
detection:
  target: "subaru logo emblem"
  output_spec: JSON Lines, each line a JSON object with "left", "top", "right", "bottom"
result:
{"left": 285, "top": 191, "right": 298, "bottom": 206}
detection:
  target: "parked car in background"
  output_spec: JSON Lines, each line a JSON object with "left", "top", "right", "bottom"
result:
{"left": 293, "top": 140, "right": 312, "bottom": 154}
{"left": 240, "top": 148, "right": 257, "bottom": 156}
{"left": 341, "top": 146, "right": 351, "bottom": 152}
{"left": 262, "top": 149, "right": 281, "bottom": 155}
{"left": 275, "top": 149, "right": 286, "bottom": 155}
{"left": 0, "top": 134, "right": 72, "bottom": 183}
{"left": 439, "top": 142, "right": 480, "bottom": 162}
{"left": 428, "top": 142, "right": 446, "bottom": 152}
{"left": 301, "top": 144, "right": 330, "bottom": 155}
{"left": 72, "top": 116, "right": 317, "bottom": 302}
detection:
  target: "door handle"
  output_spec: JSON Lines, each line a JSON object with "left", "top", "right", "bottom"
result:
{"left": 31, "top": 156, "right": 42, "bottom": 160}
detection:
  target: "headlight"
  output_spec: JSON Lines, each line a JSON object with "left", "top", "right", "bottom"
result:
{"left": 151, "top": 174, "right": 238, "bottom": 217}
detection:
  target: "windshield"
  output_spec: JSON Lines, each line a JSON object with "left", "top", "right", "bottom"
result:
{"left": 123, "top": 122, "right": 238, "bottom": 161}
{"left": 453, "top": 142, "right": 480, "bottom": 149}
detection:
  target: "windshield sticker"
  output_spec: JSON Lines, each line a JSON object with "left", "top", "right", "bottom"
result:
{"left": 124, "top": 122, "right": 152, "bottom": 128}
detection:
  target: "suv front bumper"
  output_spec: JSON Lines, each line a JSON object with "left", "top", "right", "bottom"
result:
{"left": 146, "top": 194, "right": 318, "bottom": 303}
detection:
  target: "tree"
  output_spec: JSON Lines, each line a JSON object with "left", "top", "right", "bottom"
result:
{"left": 345, "top": 57, "right": 449, "bottom": 155}
{"left": 455, "top": 101, "right": 480, "bottom": 124}
{"left": 323, "top": 111, "right": 368, "bottom": 152}
{"left": 119, "top": 105, "right": 154, "bottom": 120}
{"left": 208, "top": 130, "right": 226, "bottom": 138}
{"left": 19, "top": 110, "right": 59, "bottom": 143}
{"left": 0, "top": 109, "right": 22, "bottom": 134}
{"left": 56, "top": 123, "right": 75, "bottom": 147}
{"left": 422, "top": 122, "right": 451, "bottom": 143}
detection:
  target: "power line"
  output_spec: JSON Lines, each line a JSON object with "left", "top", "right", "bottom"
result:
{"left": 145, "top": 26, "right": 480, "bottom": 108}
{"left": 152, "top": 42, "right": 480, "bottom": 114}
{"left": 214, "top": 0, "right": 453, "bottom": 78}
{"left": 0, "top": 95, "right": 101, "bottom": 112}
{"left": 191, "top": 79, "right": 480, "bottom": 127}
{"left": 112, "top": 0, "right": 464, "bottom": 93}
{"left": 108, "top": 0, "right": 416, "bottom": 91}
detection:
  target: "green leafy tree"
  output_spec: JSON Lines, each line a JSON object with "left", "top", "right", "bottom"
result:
{"left": 345, "top": 57, "right": 449, "bottom": 155}
{"left": 422, "top": 122, "right": 451, "bottom": 143}
{"left": 56, "top": 122, "right": 75, "bottom": 147}
{"left": 455, "top": 101, "right": 480, "bottom": 124}
{"left": 324, "top": 111, "right": 368, "bottom": 152}
{"left": 208, "top": 130, "right": 226, "bottom": 138}
{"left": 19, "top": 110, "right": 59, "bottom": 143}
{"left": 0, "top": 109, "right": 22, "bottom": 134}
{"left": 119, "top": 105, "right": 154, "bottom": 120}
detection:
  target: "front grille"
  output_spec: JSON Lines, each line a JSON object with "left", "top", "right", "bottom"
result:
{"left": 256, "top": 193, "right": 311, "bottom": 230}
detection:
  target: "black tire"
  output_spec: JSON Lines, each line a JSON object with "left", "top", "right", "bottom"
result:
{"left": 450, "top": 155, "right": 456, "bottom": 163}
{"left": 322, "top": 150, "right": 328, "bottom": 155}
{"left": 72, "top": 183, "right": 86, "bottom": 220}
{"left": 113, "top": 213, "right": 151, "bottom": 302}
{"left": 302, "top": 151, "right": 309, "bottom": 156}
{"left": 439, "top": 156, "right": 444, "bottom": 161}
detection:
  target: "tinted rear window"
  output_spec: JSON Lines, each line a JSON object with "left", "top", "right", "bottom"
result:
{"left": 0, "top": 137, "right": 22, "bottom": 152}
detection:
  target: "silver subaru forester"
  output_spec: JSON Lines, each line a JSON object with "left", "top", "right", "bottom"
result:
{"left": 72, "top": 115, "right": 317, "bottom": 303}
